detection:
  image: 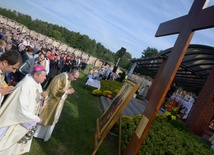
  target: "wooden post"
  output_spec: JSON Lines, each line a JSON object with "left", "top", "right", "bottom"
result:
{"left": 118, "top": 115, "right": 122, "bottom": 155}
{"left": 146, "top": 58, "right": 167, "bottom": 101}
{"left": 92, "top": 119, "right": 103, "bottom": 155}
{"left": 125, "top": 0, "right": 214, "bottom": 154}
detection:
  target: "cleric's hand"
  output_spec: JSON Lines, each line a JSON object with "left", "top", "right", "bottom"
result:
{"left": 65, "top": 88, "right": 75, "bottom": 95}
{"left": 0, "top": 85, "right": 15, "bottom": 95}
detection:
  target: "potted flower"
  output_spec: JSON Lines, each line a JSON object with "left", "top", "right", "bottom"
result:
{"left": 91, "top": 89, "right": 102, "bottom": 96}
{"left": 103, "top": 90, "right": 113, "bottom": 98}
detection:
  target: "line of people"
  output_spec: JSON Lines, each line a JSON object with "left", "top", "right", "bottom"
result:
{"left": 87, "top": 65, "right": 121, "bottom": 82}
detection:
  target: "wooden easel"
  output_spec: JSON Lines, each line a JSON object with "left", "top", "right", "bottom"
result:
{"left": 92, "top": 115, "right": 123, "bottom": 155}
{"left": 85, "top": 80, "right": 140, "bottom": 154}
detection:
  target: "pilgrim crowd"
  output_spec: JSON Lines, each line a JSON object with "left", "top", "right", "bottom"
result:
{"left": 0, "top": 20, "right": 125, "bottom": 154}
{"left": 0, "top": 23, "right": 82, "bottom": 154}
{"left": 0, "top": 23, "right": 87, "bottom": 86}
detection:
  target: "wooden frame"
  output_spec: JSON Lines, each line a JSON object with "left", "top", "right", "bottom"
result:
{"left": 92, "top": 80, "right": 140, "bottom": 154}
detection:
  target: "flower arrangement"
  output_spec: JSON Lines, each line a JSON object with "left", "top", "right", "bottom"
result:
{"left": 164, "top": 99, "right": 181, "bottom": 120}
{"left": 164, "top": 109, "right": 180, "bottom": 120}
{"left": 103, "top": 90, "right": 113, "bottom": 98}
{"left": 91, "top": 88, "right": 118, "bottom": 98}
{"left": 91, "top": 89, "right": 102, "bottom": 96}
{"left": 102, "top": 90, "right": 113, "bottom": 97}
{"left": 165, "top": 99, "right": 176, "bottom": 111}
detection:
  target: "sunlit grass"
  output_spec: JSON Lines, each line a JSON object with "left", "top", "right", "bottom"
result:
{"left": 25, "top": 67, "right": 118, "bottom": 155}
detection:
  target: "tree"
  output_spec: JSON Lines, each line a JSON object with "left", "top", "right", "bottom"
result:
{"left": 0, "top": 7, "right": 136, "bottom": 71}
{"left": 141, "top": 47, "right": 158, "bottom": 58}
{"left": 52, "top": 30, "right": 62, "bottom": 40}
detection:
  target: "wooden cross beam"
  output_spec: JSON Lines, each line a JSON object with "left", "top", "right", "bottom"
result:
{"left": 156, "top": 4, "right": 214, "bottom": 37}
{"left": 124, "top": 0, "right": 214, "bottom": 154}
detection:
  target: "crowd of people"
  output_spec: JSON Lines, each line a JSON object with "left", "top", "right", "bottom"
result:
{"left": 0, "top": 23, "right": 81, "bottom": 154}
{"left": 0, "top": 23, "right": 87, "bottom": 86}
{"left": 170, "top": 87, "right": 196, "bottom": 104}
{"left": 87, "top": 65, "right": 121, "bottom": 82}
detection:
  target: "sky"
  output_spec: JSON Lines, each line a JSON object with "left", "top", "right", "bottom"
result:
{"left": 0, "top": 0, "right": 214, "bottom": 58}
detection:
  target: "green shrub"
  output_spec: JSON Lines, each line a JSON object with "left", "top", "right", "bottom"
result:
{"left": 114, "top": 115, "right": 214, "bottom": 155}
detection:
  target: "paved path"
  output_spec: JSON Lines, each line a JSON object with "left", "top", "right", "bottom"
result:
{"left": 100, "top": 96, "right": 148, "bottom": 117}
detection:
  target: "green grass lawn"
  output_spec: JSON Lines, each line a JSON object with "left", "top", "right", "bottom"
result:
{"left": 24, "top": 67, "right": 213, "bottom": 155}
{"left": 25, "top": 68, "right": 119, "bottom": 155}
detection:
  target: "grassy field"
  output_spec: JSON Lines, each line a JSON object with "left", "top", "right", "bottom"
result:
{"left": 25, "top": 68, "right": 118, "bottom": 155}
{"left": 23, "top": 67, "right": 213, "bottom": 155}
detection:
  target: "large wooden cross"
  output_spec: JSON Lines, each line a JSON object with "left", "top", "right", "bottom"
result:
{"left": 125, "top": 0, "right": 214, "bottom": 154}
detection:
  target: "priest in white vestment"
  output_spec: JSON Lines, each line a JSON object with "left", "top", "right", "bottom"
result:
{"left": 34, "top": 69, "right": 79, "bottom": 141}
{"left": 0, "top": 65, "right": 47, "bottom": 155}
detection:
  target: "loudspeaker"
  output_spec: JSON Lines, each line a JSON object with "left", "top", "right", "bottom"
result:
{"left": 112, "top": 66, "right": 118, "bottom": 73}
{"left": 118, "top": 47, "right": 126, "bottom": 58}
